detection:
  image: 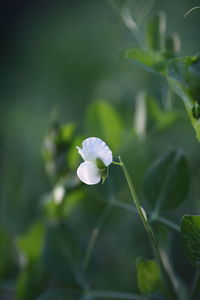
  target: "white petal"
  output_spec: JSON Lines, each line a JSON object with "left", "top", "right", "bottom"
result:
{"left": 76, "top": 146, "right": 87, "bottom": 161}
{"left": 77, "top": 161, "right": 101, "bottom": 185}
{"left": 78, "top": 137, "right": 112, "bottom": 166}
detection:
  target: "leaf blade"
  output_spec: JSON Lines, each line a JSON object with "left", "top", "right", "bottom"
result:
{"left": 136, "top": 257, "right": 164, "bottom": 295}
{"left": 181, "top": 215, "right": 200, "bottom": 269}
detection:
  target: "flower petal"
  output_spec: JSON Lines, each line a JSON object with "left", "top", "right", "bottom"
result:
{"left": 77, "top": 161, "right": 101, "bottom": 185}
{"left": 76, "top": 146, "right": 87, "bottom": 161}
{"left": 78, "top": 137, "right": 112, "bottom": 166}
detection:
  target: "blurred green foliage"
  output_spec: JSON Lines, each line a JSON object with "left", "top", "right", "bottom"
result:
{"left": 1, "top": 0, "right": 200, "bottom": 299}
{"left": 136, "top": 257, "right": 164, "bottom": 295}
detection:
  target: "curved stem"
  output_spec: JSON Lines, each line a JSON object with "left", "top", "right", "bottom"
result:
{"left": 190, "top": 271, "right": 200, "bottom": 300}
{"left": 107, "top": 0, "right": 146, "bottom": 47}
{"left": 184, "top": 6, "right": 200, "bottom": 18}
{"left": 117, "top": 156, "right": 178, "bottom": 300}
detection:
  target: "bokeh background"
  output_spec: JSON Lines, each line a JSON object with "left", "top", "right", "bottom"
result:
{"left": 1, "top": 0, "right": 200, "bottom": 299}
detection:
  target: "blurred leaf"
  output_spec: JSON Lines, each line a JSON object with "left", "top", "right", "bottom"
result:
{"left": 17, "top": 221, "right": 45, "bottom": 263}
{"left": 16, "top": 218, "right": 47, "bottom": 299}
{"left": 43, "top": 222, "right": 84, "bottom": 287}
{"left": 41, "top": 190, "right": 63, "bottom": 220}
{"left": 37, "top": 289, "right": 91, "bottom": 300}
{"left": 42, "top": 188, "right": 85, "bottom": 220}
{"left": 181, "top": 215, "right": 200, "bottom": 269}
{"left": 60, "top": 123, "right": 75, "bottom": 141}
{"left": 148, "top": 97, "right": 177, "bottom": 130}
{"left": 86, "top": 100, "right": 123, "bottom": 152}
{"left": 165, "top": 33, "right": 181, "bottom": 54}
{"left": 143, "top": 149, "right": 190, "bottom": 211}
{"left": 167, "top": 55, "right": 200, "bottom": 140}
{"left": 0, "top": 228, "right": 18, "bottom": 277}
{"left": 124, "top": 47, "right": 169, "bottom": 75}
{"left": 16, "top": 263, "right": 47, "bottom": 300}
{"left": 61, "top": 189, "right": 85, "bottom": 217}
{"left": 42, "top": 122, "right": 76, "bottom": 180}
{"left": 167, "top": 55, "right": 200, "bottom": 106}
{"left": 146, "top": 12, "right": 166, "bottom": 50}
{"left": 136, "top": 257, "right": 164, "bottom": 295}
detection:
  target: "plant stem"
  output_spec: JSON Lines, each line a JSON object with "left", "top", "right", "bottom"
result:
{"left": 184, "top": 6, "right": 200, "bottom": 18}
{"left": 156, "top": 215, "right": 180, "bottom": 232}
{"left": 117, "top": 156, "right": 178, "bottom": 300}
{"left": 111, "top": 197, "right": 180, "bottom": 233}
{"left": 190, "top": 271, "right": 200, "bottom": 300}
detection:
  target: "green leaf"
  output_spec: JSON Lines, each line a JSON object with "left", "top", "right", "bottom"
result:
{"left": 37, "top": 289, "right": 91, "bottom": 300}
{"left": 17, "top": 221, "right": 45, "bottom": 263}
{"left": 42, "top": 122, "right": 77, "bottom": 180}
{"left": 143, "top": 149, "right": 190, "bottom": 212}
{"left": 136, "top": 257, "right": 164, "bottom": 295}
{"left": 124, "top": 47, "right": 169, "bottom": 75}
{"left": 167, "top": 55, "right": 200, "bottom": 140}
{"left": 42, "top": 188, "right": 85, "bottom": 220}
{"left": 16, "top": 223, "right": 47, "bottom": 300}
{"left": 165, "top": 33, "right": 180, "bottom": 54}
{"left": 61, "top": 189, "right": 85, "bottom": 216}
{"left": 181, "top": 215, "right": 200, "bottom": 269}
{"left": 146, "top": 12, "right": 166, "bottom": 50}
{"left": 16, "top": 263, "right": 47, "bottom": 300}
{"left": 167, "top": 56, "right": 200, "bottom": 106}
{"left": 86, "top": 100, "right": 123, "bottom": 152}
{"left": 148, "top": 96, "right": 177, "bottom": 131}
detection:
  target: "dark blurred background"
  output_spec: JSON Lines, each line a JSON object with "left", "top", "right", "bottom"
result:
{"left": 1, "top": 0, "right": 200, "bottom": 299}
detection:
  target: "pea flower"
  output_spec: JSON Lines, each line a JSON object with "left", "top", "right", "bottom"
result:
{"left": 76, "top": 137, "right": 113, "bottom": 185}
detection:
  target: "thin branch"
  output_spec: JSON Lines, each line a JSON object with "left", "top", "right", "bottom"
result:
{"left": 112, "top": 199, "right": 180, "bottom": 233}
{"left": 184, "top": 6, "right": 200, "bottom": 18}
{"left": 118, "top": 156, "right": 178, "bottom": 300}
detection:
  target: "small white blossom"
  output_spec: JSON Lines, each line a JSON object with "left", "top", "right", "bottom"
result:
{"left": 76, "top": 137, "right": 113, "bottom": 185}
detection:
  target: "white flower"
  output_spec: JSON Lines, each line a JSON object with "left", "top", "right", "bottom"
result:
{"left": 76, "top": 137, "right": 113, "bottom": 185}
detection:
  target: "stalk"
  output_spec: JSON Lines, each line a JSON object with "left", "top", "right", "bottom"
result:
{"left": 114, "top": 156, "right": 178, "bottom": 300}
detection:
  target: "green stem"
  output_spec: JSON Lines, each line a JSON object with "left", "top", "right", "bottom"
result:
{"left": 184, "top": 6, "right": 200, "bottom": 18}
{"left": 111, "top": 198, "right": 180, "bottom": 233}
{"left": 117, "top": 156, "right": 178, "bottom": 300}
{"left": 190, "top": 271, "right": 200, "bottom": 300}
{"left": 107, "top": 0, "right": 145, "bottom": 47}
{"left": 156, "top": 215, "right": 180, "bottom": 232}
